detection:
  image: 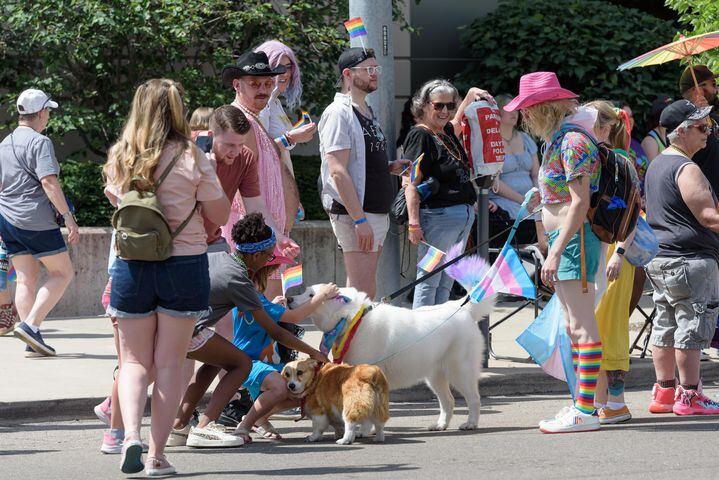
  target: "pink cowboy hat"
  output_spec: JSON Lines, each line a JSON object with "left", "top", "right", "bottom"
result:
{"left": 504, "top": 72, "right": 578, "bottom": 112}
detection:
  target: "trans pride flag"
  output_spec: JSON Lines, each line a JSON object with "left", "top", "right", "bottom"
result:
{"left": 417, "top": 244, "right": 445, "bottom": 273}
{"left": 516, "top": 294, "right": 577, "bottom": 399}
{"left": 469, "top": 189, "right": 537, "bottom": 303}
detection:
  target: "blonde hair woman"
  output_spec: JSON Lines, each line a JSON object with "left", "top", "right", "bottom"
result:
{"left": 103, "top": 79, "right": 229, "bottom": 475}
{"left": 505, "top": 72, "right": 603, "bottom": 433}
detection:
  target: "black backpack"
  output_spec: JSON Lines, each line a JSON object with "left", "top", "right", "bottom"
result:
{"left": 562, "top": 128, "right": 641, "bottom": 243}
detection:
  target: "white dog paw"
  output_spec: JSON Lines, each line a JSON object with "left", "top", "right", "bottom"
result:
{"left": 373, "top": 434, "right": 385, "bottom": 443}
{"left": 458, "top": 421, "right": 478, "bottom": 430}
{"left": 305, "top": 434, "right": 322, "bottom": 442}
{"left": 428, "top": 422, "right": 448, "bottom": 431}
{"left": 335, "top": 438, "right": 353, "bottom": 445}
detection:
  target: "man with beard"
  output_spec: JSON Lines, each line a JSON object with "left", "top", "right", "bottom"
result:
{"left": 680, "top": 65, "right": 719, "bottom": 194}
{"left": 318, "top": 48, "right": 409, "bottom": 299}
{"left": 221, "top": 50, "right": 300, "bottom": 298}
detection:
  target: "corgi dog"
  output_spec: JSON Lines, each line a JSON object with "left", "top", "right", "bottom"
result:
{"left": 282, "top": 358, "right": 390, "bottom": 445}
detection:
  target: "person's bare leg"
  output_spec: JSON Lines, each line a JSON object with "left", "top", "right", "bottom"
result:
{"left": 23, "top": 252, "right": 74, "bottom": 328}
{"left": 117, "top": 315, "right": 157, "bottom": 442}
{"left": 343, "top": 249, "right": 381, "bottom": 299}
{"left": 595, "top": 371, "right": 608, "bottom": 406}
{"left": 174, "top": 364, "right": 221, "bottom": 429}
{"left": 110, "top": 318, "right": 124, "bottom": 430}
{"left": 236, "top": 372, "right": 297, "bottom": 433}
{"left": 148, "top": 313, "right": 196, "bottom": 459}
{"left": 180, "top": 335, "right": 252, "bottom": 428}
{"left": 652, "top": 345, "right": 677, "bottom": 382}
{"left": 11, "top": 254, "right": 39, "bottom": 322}
{"left": 676, "top": 348, "right": 701, "bottom": 386}
{"left": 555, "top": 280, "right": 599, "bottom": 343}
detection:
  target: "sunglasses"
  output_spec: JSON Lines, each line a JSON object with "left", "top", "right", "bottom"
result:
{"left": 431, "top": 101, "right": 457, "bottom": 112}
{"left": 689, "top": 123, "right": 712, "bottom": 134}
{"left": 242, "top": 79, "right": 275, "bottom": 90}
{"left": 351, "top": 65, "right": 382, "bottom": 76}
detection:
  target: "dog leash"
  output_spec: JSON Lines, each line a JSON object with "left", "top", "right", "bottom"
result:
{"left": 381, "top": 202, "right": 541, "bottom": 304}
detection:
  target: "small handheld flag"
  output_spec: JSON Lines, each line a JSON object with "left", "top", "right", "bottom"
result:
{"left": 7, "top": 266, "right": 16, "bottom": 283}
{"left": 410, "top": 153, "right": 424, "bottom": 183}
{"left": 281, "top": 264, "right": 303, "bottom": 295}
{"left": 417, "top": 244, "right": 445, "bottom": 273}
{"left": 344, "top": 17, "right": 368, "bottom": 52}
{"left": 344, "top": 17, "right": 367, "bottom": 39}
{"left": 292, "top": 111, "right": 312, "bottom": 129}
{"left": 469, "top": 243, "right": 535, "bottom": 302}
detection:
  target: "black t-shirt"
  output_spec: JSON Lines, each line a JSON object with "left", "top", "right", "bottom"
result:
{"left": 330, "top": 108, "right": 393, "bottom": 215}
{"left": 694, "top": 109, "right": 719, "bottom": 195}
{"left": 401, "top": 124, "right": 476, "bottom": 209}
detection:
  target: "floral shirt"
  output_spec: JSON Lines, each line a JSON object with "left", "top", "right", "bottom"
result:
{"left": 538, "top": 128, "right": 600, "bottom": 204}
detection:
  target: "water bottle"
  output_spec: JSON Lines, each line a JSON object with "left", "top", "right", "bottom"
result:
{"left": 0, "top": 243, "right": 8, "bottom": 292}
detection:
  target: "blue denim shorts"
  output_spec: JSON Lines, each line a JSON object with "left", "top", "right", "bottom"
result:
{"left": 0, "top": 213, "right": 66, "bottom": 259}
{"left": 108, "top": 253, "right": 211, "bottom": 319}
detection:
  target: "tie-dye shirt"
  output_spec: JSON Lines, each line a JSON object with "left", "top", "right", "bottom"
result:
{"left": 538, "top": 128, "right": 600, "bottom": 204}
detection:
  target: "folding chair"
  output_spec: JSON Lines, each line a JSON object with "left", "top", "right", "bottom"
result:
{"left": 629, "top": 291, "right": 655, "bottom": 359}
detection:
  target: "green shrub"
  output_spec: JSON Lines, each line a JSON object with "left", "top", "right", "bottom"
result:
{"left": 455, "top": 0, "right": 681, "bottom": 134}
{"left": 58, "top": 159, "right": 114, "bottom": 227}
{"left": 58, "top": 155, "right": 327, "bottom": 226}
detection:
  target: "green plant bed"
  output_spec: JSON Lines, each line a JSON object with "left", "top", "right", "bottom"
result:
{"left": 58, "top": 155, "right": 327, "bottom": 226}
{"left": 455, "top": 0, "right": 681, "bottom": 134}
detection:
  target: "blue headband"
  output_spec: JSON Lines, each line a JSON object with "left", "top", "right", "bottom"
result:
{"left": 235, "top": 229, "right": 276, "bottom": 254}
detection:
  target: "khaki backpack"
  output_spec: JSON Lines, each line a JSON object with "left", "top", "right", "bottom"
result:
{"left": 111, "top": 150, "right": 197, "bottom": 261}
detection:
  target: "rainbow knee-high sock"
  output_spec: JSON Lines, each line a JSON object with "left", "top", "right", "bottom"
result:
{"left": 575, "top": 342, "right": 602, "bottom": 415}
{"left": 571, "top": 344, "right": 579, "bottom": 373}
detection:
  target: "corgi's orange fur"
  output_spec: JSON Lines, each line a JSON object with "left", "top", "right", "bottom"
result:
{"left": 282, "top": 359, "right": 390, "bottom": 445}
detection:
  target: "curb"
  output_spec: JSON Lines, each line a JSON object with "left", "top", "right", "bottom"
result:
{"left": 3, "top": 358, "right": 719, "bottom": 423}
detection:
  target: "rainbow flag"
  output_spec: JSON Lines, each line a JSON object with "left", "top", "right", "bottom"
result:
{"left": 281, "top": 264, "right": 303, "bottom": 294}
{"left": 7, "top": 266, "right": 15, "bottom": 283}
{"left": 417, "top": 244, "right": 445, "bottom": 273}
{"left": 292, "top": 111, "right": 312, "bottom": 129}
{"left": 344, "top": 17, "right": 367, "bottom": 39}
{"left": 469, "top": 242, "right": 535, "bottom": 303}
{"left": 410, "top": 153, "right": 424, "bottom": 183}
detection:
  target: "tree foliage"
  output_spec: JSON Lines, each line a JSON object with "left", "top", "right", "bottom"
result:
{"left": 0, "top": 0, "right": 410, "bottom": 158}
{"left": 665, "top": 0, "right": 719, "bottom": 72}
{"left": 456, "top": 0, "right": 682, "bottom": 134}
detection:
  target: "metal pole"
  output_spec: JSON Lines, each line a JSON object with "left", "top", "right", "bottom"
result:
{"left": 476, "top": 175, "right": 493, "bottom": 368}
{"left": 349, "top": 0, "right": 400, "bottom": 302}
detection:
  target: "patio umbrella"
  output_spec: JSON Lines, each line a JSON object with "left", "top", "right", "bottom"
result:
{"left": 618, "top": 30, "right": 719, "bottom": 90}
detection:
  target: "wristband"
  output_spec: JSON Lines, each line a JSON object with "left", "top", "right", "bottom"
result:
{"left": 278, "top": 134, "right": 296, "bottom": 150}
{"left": 354, "top": 217, "right": 367, "bottom": 226}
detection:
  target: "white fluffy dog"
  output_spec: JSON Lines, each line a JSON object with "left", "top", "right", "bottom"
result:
{"left": 289, "top": 245, "right": 494, "bottom": 431}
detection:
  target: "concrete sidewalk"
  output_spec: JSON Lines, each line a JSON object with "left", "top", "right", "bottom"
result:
{"left": 2, "top": 301, "right": 719, "bottom": 421}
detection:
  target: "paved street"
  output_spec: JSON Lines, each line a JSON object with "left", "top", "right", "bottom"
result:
{"left": 2, "top": 388, "right": 718, "bottom": 480}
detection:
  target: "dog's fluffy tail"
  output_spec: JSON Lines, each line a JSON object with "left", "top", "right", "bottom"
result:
{"left": 445, "top": 242, "right": 491, "bottom": 293}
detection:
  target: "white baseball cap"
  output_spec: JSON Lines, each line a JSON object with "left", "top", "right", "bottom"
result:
{"left": 17, "top": 89, "right": 59, "bottom": 115}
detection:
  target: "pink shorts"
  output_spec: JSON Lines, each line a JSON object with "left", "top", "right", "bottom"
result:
{"left": 188, "top": 328, "right": 214, "bottom": 353}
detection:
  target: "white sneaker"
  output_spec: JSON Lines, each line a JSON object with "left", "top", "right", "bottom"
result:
{"left": 186, "top": 422, "right": 246, "bottom": 448}
{"left": 539, "top": 406, "right": 600, "bottom": 433}
{"left": 166, "top": 424, "right": 191, "bottom": 447}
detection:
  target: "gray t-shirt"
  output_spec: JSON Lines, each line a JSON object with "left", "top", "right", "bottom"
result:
{"left": 195, "top": 251, "right": 263, "bottom": 332}
{"left": 0, "top": 126, "right": 61, "bottom": 231}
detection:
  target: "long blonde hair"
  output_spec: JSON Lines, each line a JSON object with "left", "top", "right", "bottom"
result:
{"left": 252, "top": 264, "right": 280, "bottom": 293}
{"left": 584, "top": 100, "right": 630, "bottom": 151}
{"left": 104, "top": 78, "right": 190, "bottom": 193}
{"left": 521, "top": 99, "right": 578, "bottom": 140}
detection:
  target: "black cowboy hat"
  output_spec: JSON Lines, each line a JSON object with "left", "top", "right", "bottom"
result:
{"left": 221, "top": 51, "right": 286, "bottom": 89}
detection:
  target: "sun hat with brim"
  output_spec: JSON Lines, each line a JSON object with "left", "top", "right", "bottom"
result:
{"left": 266, "top": 246, "right": 294, "bottom": 267}
{"left": 222, "top": 51, "right": 286, "bottom": 89}
{"left": 503, "top": 72, "right": 578, "bottom": 112}
{"left": 659, "top": 99, "right": 712, "bottom": 133}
